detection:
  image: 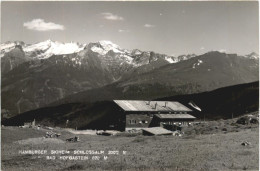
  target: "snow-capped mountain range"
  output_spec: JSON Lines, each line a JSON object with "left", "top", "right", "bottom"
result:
{"left": 2, "top": 40, "right": 258, "bottom": 59}
{"left": 1, "top": 39, "right": 205, "bottom": 83}
{"left": 0, "top": 40, "right": 198, "bottom": 66}
{"left": 1, "top": 40, "right": 85, "bottom": 58}
{"left": 2, "top": 40, "right": 258, "bottom": 69}
{"left": 1, "top": 40, "right": 259, "bottom": 117}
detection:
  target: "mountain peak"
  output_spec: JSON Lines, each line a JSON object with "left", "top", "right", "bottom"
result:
{"left": 22, "top": 40, "right": 85, "bottom": 59}
{"left": 206, "top": 51, "right": 226, "bottom": 55}
{"left": 44, "top": 39, "right": 52, "bottom": 43}
{"left": 90, "top": 40, "right": 122, "bottom": 55}
{"left": 99, "top": 40, "right": 117, "bottom": 45}
{"left": 98, "top": 40, "right": 120, "bottom": 50}
{"left": 246, "top": 52, "right": 259, "bottom": 59}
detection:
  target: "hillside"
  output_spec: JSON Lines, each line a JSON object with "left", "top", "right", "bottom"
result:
{"left": 157, "top": 81, "right": 259, "bottom": 119}
{"left": 52, "top": 51, "right": 259, "bottom": 106}
{"left": 1, "top": 125, "right": 258, "bottom": 170}
{"left": 118, "top": 51, "right": 259, "bottom": 94}
{"left": 2, "top": 81, "right": 259, "bottom": 129}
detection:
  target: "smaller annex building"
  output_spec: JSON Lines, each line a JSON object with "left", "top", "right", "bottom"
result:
{"left": 113, "top": 100, "right": 196, "bottom": 131}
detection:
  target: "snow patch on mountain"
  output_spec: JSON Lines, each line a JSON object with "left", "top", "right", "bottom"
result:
{"left": 46, "top": 42, "right": 84, "bottom": 56}
{"left": 1, "top": 42, "right": 18, "bottom": 57}
{"left": 163, "top": 54, "right": 197, "bottom": 64}
{"left": 164, "top": 56, "right": 173, "bottom": 63}
{"left": 165, "top": 56, "right": 179, "bottom": 63}
{"left": 91, "top": 40, "right": 123, "bottom": 55}
{"left": 91, "top": 46, "right": 106, "bottom": 55}
{"left": 178, "top": 54, "right": 196, "bottom": 61}
{"left": 99, "top": 40, "right": 121, "bottom": 52}
{"left": 23, "top": 40, "right": 85, "bottom": 59}
{"left": 89, "top": 40, "right": 135, "bottom": 66}
{"left": 193, "top": 59, "right": 203, "bottom": 69}
{"left": 121, "top": 54, "right": 134, "bottom": 64}
{"left": 23, "top": 40, "right": 51, "bottom": 53}
{"left": 245, "top": 52, "right": 259, "bottom": 59}
{"left": 131, "top": 49, "right": 142, "bottom": 56}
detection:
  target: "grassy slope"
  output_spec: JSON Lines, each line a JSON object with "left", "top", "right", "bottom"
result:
{"left": 1, "top": 123, "right": 258, "bottom": 171}
{"left": 157, "top": 81, "right": 259, "bottom": 119}
{"left": 2, "top": 101, "right": 121, "bottom": 130}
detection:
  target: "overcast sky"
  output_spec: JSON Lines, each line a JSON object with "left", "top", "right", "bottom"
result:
{"left": 1, "top": 1, "right": 258, "bottom": 56}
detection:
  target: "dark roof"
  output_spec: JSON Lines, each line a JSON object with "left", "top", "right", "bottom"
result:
{"left": 155, "top": 114, "right": 196, "bottom": 119}
{"left": 114, "top": 100, "right": 192, "bottom": 112}
{"left": 142, "top": 127, "right": 173, "bottom": 135}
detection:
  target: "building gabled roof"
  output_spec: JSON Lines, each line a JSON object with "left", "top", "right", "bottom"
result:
{"left": 113, "top": 100, "right": 192, "bottom": 112}
{"left": 155, "top": 114, "right": 196, "bottom": 119}
{"left": 142, "top": 127, "right": 173, "bottom": 135}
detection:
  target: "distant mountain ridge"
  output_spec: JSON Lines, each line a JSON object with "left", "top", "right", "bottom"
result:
{"left": 1, "top": 40, "right": 258, "bottom": 77}
{"left": 1, "top": 40, "right": 192, "bottom": 65}
{"left": 1, "top": 40, "right": 198, "bottom": 79}
{"left": 1, "top": 40, "right": 201, "bottom": 116}
{"left": 51, "top": 51, "right": 259, "bottom": 107}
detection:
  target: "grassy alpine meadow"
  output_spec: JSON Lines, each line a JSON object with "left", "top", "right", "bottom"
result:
{"left": 1, "top": 119, "right": 259, "bottom": 171}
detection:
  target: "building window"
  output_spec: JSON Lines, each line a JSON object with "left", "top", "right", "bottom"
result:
{"left": 129, "top": 120, "right": 136, "bottom": 124}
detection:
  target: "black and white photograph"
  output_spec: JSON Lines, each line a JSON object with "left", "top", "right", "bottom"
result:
{"left": 1, "top": 1, "right": 259, "bottom": 170}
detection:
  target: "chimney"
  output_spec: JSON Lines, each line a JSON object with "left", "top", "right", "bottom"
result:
{"left": 146, "top": 101, "right": 151, "bottom": 105}
{"left": 164, "top": 102, "right": 167, "bottom": 107}
{"left": 154, "top": 102, "right": 157, "bottom": 109}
